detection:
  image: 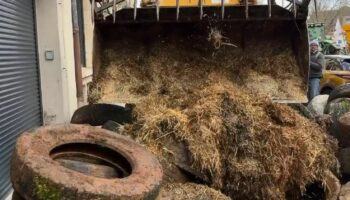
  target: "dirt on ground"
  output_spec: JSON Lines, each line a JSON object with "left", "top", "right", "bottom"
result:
{"left": 91, "top": 24, "right": 338, "bottom": 199}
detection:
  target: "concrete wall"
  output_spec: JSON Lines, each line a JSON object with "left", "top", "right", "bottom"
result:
{"left": 36, "top": 0, "right": 78, "bottom": 124}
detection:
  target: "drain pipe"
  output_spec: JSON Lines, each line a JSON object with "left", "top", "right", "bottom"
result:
{"left": 72, "top": 0, "right": 84, "bottom": 101}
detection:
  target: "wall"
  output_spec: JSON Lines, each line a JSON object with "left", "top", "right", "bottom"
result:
{"left": 83, "top": 0, "right": 94, "bottom": 70}
{"left": 82, "top": 0, "right": 103, "bottom": 77}
{"left": 36, "top": 0, "right": 78, "bottom": 124}
{"left": 82, "top": 0, "right": 100, "bottom": 105}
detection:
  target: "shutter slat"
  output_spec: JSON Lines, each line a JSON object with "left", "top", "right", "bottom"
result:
{"left": 0, "top": 0, "right": 42, "bottom": 198}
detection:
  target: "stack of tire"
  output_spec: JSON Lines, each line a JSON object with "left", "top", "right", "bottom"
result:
{"left": 305, "top": 85, "right": 350, "bottom": 199}
{"left": 10, "top": 124, "right": 163, "bottom": 200}
{"left": 323, "top": 84, "right": 350, "bottom": 177}
{"left": 323, "top": 84, "right": 350, "bottom": 143}
{"left": 338, "top": 114, "right": 350, "bottom": 200}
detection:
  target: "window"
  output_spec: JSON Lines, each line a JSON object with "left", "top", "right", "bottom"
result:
{"left": 344, "top": 16, "right": 350, "bottom": 25}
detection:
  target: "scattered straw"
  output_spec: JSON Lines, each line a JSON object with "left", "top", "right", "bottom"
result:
{"left": 157, "top": 183, "right": 230, "bottom": 200}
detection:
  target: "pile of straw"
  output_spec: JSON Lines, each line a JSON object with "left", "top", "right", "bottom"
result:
{"left": 92, "top": 28, "right": 337, "bottom": 199}
{"left": 157, "top": 183, "right": 230, "bottom": 200}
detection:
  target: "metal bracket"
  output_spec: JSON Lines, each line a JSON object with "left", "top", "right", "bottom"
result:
{"left": 134, "top": 0, "right": 137, "bottom": 20}
{"left": 268, "top": 0, "right": 271, "bottom": 18}
{"left": 245, "top": 0, "right": 248, "bottom": 19}
{"left": 156, "top": 0, "right": 160, "bottom": 21}
{"left": 91, "top": 0, "right": 95, "bottom": 23}
{"left": 199, "top": 0, "right": 203, "bottom": 20}
{"left": 293, "top": 0, "right": 297, "bottom": 18}
{"left": 113, "top": 0, "right": 117, "bottom": 23}
{"left": 176, "top": 0, "right": 180, "bottom": 21}
{"left": 221, "top": 0, "right": 225, "bottom": 19}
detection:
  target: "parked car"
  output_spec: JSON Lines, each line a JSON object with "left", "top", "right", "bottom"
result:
{"left": 320, "top": 55, "right": 350, "bottom": 94}
{"left": 324, "top": 55, "right": 350, "bottom": 71}
{"left": 320, "top": 71, "right": 350, "bottom": 94}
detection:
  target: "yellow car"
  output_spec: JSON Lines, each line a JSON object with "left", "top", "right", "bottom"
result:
{"left": 320, "top": 55, "right": 350, "bottom": 94}
{"left": 320, "top": 70, "right": 350, "bottom": 94}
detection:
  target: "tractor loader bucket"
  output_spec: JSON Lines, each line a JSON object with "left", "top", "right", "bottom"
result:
{"left": 92, "top": 0, "right": 311, "bottom": 102}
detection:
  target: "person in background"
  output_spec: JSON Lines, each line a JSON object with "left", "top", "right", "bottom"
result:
{"left": 308, "top": 40, "right": 325, "bottom": 101}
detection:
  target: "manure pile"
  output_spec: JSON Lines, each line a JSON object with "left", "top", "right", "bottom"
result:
{"left": 91, "top": 27, "right": 338, "bottom": 199}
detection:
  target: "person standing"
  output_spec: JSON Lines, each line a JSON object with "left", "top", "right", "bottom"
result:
{"left": 308, "top": 40, "right": 325, "bottom": 101}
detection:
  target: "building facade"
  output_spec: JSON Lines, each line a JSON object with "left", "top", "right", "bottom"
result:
{"left": 0, "top": 0, "right": 94, "bottom": 199}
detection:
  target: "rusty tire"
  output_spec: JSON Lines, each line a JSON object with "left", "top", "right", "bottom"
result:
{"left": 324, "top": 170, "right": 341, "bottom": 200}
{"left": 12, "top": 191, "right": 25, "bottom": 200}
{"left": 325, "top": 98, "right": 350, "bottom": 118}
{"left": 328, "top": 84, "right": 350, "bottom": 103}
{"left": 11, "top": 124, "right": 163, "bottom": 200}
{"left": 339, "top": 113, "right": 350, "bottom": 148}
{"left": 340, "top": 148, "right": 350, "bottom": 174}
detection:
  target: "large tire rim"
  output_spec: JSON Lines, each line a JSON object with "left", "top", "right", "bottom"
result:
{"left": 11, "top": 124, "right": 163, "bottom": 200}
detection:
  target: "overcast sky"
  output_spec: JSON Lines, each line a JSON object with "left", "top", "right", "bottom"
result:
{"left": 257, "top": 0, "right": 349, "bottom": 8}
{"left": 255, "top": 0, "right": 301, "bottom": 7}
{"left": 256, "top": 0, "right": 293, "bottom": 5}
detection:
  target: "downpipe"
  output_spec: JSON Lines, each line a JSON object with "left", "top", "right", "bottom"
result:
{"left": 72, "top": 0, "right": 84, "bottom": 101}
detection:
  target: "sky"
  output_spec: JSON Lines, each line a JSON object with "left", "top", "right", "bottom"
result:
{"left": 256, "top": 0, "right": 301, "bottom": 7}
{"left": 256, "top": 0, "right": 293, "bottom": 4}
{"left": 256, "top": 0, "right": 349, "bottom": 9}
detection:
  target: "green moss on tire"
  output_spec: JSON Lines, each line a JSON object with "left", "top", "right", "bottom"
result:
{"left": 34, "top": 176, "right": 62, "bottom": 200}
{"left": 326, "top": 98, "right": 350, "bottom": 119}
{"left": 334, "top": 100, "right": 350, "bottom": 119}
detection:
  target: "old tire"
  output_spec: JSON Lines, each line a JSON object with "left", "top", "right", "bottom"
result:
{"left": 339, "top": 113, "right": 350, "bottom": 148}
{"left": 11, "top": 124, "right": 163, "bottom": 200}
{"left": 324, "top": 170, "right": 341, "bottom": 200}
{"left": 102, "top": 120, "right": 122, "bottom": 132}
{"left": 340, "top": 148, "right": 350, "bottom": 175}
{"left": 70, "top": 103, "right": 134, "bottom": 126}
{"left": 328, "top": 84, "right": 350, "bottom": 103}
{"left": 325, "top": 98, "right": 350, "bottom": 119}
{"left": 340, "top": 182, "right": 350, "bottom": 200}
{"left": 307, "top": 95, "right": 329, "bottom": 116}
{"left": 12, "top": 191, "right": 25, "bottom": 200}
{"left": 288, "top": 103, "right": 316, "bottom": 119}
{"left": 325, "top": 98, "right": 350, "bottom": 139}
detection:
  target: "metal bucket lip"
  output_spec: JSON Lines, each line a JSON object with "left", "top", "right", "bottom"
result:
{"left": 94, "top": 4, "right": 307, "bottom": 24}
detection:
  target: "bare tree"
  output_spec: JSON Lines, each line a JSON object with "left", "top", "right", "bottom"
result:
{"left": 309, "top": 0, "right": 350, "bottom": 18}
{"left": 308, "top": 0, "right": 350, "bottom": 33}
